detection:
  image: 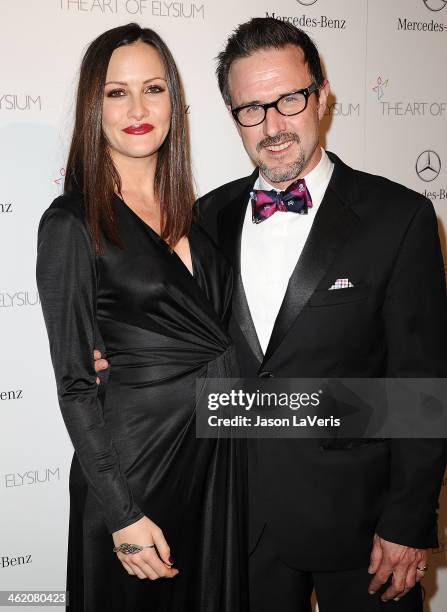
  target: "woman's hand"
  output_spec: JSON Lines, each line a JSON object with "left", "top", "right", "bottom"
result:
{"left": 93, "top": 349, "right": 109, "bottom": 384}
{"left": 112, "top": 516, "right": 179, "bottom": 580}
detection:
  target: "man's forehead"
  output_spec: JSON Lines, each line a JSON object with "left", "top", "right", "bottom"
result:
{"left": 229, "top": 45, "right": 306, "bottom": 76}
{"left": 228, "top": 45, "right": 310, "bottom": 101}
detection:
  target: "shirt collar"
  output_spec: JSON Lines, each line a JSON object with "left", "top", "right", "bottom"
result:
{"left": 256, "top": 148, "right": 333, "bottom": 202}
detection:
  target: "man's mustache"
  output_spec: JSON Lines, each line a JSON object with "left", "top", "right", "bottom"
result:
{"left": 257, "top": 132, "right": 300, "bottom": 152}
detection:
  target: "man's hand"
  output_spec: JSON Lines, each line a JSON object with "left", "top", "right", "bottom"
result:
{"left": 94, "top": 349, "right": 109, "bottom": 384}
{"left": 368, "top": 534, "right": 427, "bottom": 602}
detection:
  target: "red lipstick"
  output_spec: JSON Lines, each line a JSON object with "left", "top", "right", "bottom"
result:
{"left": 122, "top": 123, "right": 154, "bottom": 135}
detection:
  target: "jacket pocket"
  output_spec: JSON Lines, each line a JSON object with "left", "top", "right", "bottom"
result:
{"left": 309, "top": 284, "right": 370, "bottom": 307}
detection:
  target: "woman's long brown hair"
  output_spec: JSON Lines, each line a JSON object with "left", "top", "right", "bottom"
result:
{"left": 65, "top": 23, "right": 194, "bottom": 253}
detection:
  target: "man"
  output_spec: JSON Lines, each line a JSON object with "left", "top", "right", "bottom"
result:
{"left": 95, "top": 17, "right": 447, "bottom": 611}
{"left": 195, "top": 17, "right": 447, "bottom": 612}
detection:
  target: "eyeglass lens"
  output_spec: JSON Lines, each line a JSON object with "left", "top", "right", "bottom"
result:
{"left": 237, "top": 91, "right": 307, "bottom": 126}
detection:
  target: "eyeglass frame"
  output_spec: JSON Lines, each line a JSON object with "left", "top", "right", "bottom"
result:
{"left": 231, "top": 82, "right": 319, "bottom": 127}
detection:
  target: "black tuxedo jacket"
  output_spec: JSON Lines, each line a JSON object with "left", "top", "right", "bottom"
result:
{"left": 196, "top": 151, "right": 447, "bottom": 570}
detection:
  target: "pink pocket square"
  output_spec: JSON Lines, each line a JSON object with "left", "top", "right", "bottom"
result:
{"left": 329, "top": 278, "right": 354, "bottom": 290}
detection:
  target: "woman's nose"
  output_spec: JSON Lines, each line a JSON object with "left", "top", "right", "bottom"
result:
{"left": 128, "top": 95, "right": 147, "bottom": 121}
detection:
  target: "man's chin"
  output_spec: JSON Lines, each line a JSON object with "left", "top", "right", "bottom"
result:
{"left": 258, "top": 153, "right": 306, "bottom": 184}
{"left": 259, "top": 164, "right": 303, "bottom": 185}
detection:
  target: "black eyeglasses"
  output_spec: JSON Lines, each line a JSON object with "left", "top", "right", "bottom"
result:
{"left": 231, "top": 83, "right": 318, "bottom": 127}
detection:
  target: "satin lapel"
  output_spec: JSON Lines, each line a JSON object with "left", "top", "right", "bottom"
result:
{"left": 219, "top": 171, "right": 264, "bottom": 365}
{"left": 232, "top": 269, "right": 264, "bottom": 364}
{"left": 263, "top": 158, "right": 360, "bottom": 365}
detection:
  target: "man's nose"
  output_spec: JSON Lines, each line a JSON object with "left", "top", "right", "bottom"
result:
{"left": 263, "top": 106, "right": 286, "bottom": 138}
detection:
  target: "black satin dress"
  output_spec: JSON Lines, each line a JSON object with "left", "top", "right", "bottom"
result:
{"left": 36, "top": 192, "right": 247, "bottom": 612}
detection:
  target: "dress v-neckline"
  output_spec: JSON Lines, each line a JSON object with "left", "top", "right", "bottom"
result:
{"left": 114, "top": 194, "right": 195, "bottom": 279}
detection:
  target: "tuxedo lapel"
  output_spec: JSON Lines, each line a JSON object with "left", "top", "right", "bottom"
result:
{"left": 263, "top": 153, "right": 361, "bottom": 365}
{"left": 219, "top": 169, "right": 264, "bottom": 364}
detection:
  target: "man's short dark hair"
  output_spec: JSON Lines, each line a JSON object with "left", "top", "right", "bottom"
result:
{"left": 216, "top": 17, "right": 325, "bottom": 106}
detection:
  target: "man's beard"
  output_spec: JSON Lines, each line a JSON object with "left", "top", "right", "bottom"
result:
{"left": 256, "top": 132, "right": 305, "bottom": 184}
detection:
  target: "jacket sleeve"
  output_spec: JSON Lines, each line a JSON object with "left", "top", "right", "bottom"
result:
{"left": 36, "top": 205, "right": 145, "bottom": 534}
{"left": 376, "top": 198, "right": 447, "bottom": 548}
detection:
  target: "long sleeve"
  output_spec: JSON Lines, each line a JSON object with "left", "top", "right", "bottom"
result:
{"left": 377, "top": 199, "right": 447, "bottom": 548}
{"left": 36, "top": 200, "right": 144, "bottom": 534}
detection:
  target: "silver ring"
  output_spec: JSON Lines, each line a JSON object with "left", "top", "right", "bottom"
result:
{"left": 113, "top": 542, "right": 155, "bottom": 555}
{"left": 416, "top": 565, "right": 428, "bottom": 572}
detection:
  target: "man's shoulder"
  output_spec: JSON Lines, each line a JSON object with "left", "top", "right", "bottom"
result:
{"left": 197, "top": 171, "right": 257, "bottom": 209}
{"left": 358, "top": 168, "right": 425, "bottom": 201}
{"left": 194, "top": 170, "right": 257, "bottom": 240}
{"left": 329, "top": 151, "right": 430, "bottom": 219}
{"left": 359, "top": 168, "right": 431, "bottom": 224}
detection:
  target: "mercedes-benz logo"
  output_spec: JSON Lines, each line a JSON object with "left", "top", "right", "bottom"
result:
{"left": 296, "top": 0, "right": 318, "bottom": 6}
{"left": 423, "top": 0, "right": 447, "bottom": 11}
{"left": 416, "top": 150, "right": 441, "bottom": 182}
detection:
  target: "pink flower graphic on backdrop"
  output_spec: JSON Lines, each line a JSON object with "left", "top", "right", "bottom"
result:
{"left": 53, "top": 168, "right": 66, "bottom": 186}
{"left": 372, "top": 76, "right": 389, "bottom": 101}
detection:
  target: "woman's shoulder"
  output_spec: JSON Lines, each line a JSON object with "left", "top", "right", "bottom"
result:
{"left": 38, "top": 191, "right": 91, "bottom": 244}
{"left": 47, "top": 190, "right": 85, "bottom": 217}
{"left": 39, "top": 191, "right": 86, "bottom": 229}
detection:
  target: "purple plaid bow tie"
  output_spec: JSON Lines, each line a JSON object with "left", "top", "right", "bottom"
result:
{"left": 251, "top": 178, "right": 313, "bottom": 224}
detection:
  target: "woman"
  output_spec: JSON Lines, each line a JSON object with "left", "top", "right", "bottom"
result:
{"left": 36, "top": 23, "right": 247, "bottom": 612}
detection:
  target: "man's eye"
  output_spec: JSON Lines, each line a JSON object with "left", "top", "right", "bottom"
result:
{"left": 245, "top": 105, "right": 261, "bottom": 114}
{"left": 107, "top": 89, "right": 125, "bottom": 98}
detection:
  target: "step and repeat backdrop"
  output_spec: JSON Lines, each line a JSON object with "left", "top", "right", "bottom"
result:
{"left": 0, "top": 0, "right": 446, "bottom": 610}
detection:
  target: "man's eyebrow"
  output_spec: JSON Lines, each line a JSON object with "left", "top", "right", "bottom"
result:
{"left": 236, "top": 90, "right": 298, "bottom": 108}
{"left": 104, "top": 77, "right": 167, "bottom": 86}
{"left": 235, "top": 98, "right": 262, "bottom": 107}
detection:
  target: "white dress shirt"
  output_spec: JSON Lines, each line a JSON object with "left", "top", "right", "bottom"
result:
{"left": 240, "top": 148, "right": 334, "bottom": 354}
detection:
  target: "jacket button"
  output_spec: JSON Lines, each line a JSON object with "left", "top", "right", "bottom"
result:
{"left": 258, "top": 371, "right": 274, "bottom": 378}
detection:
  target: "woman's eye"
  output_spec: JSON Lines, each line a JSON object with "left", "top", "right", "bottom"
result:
{"left": 145, "top": 85, "right": 164, "bottom": 94}
{"left": 107, "top": 89, "right": 125, "bottom": 98}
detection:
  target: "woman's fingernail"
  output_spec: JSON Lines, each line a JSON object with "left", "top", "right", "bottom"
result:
{"left": 169, "top": 555, "right": 174, "bottom": 565}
